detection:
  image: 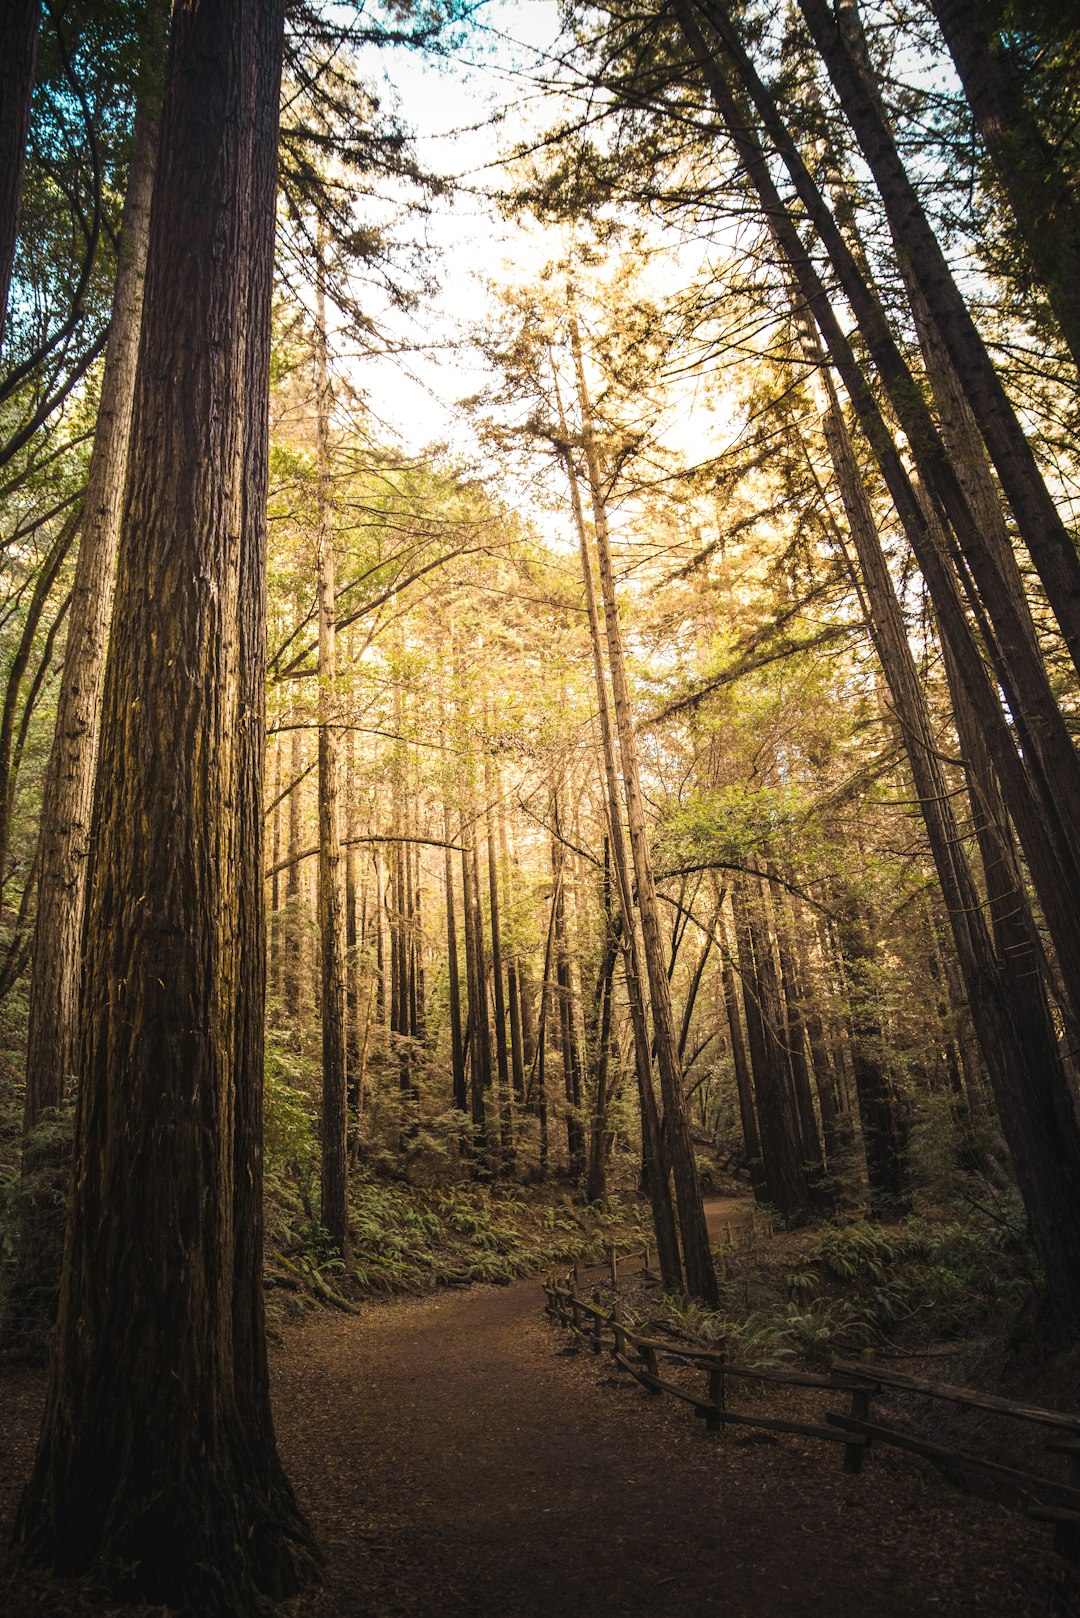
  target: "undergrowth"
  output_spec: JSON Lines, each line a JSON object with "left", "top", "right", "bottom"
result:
{"left": 260, "top": 1039, "right": 651, "bottom": 1315}
{"left": 644, "top": 1201, "right": 1037, "bottom": 1369}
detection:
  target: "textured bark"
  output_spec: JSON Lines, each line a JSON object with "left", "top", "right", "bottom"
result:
{"left": 23, "top": 94, "right": 156, "bottom": 1132}
{"left": 14, "top": 0, "right": 316, "bottom": 1605}
{"left": 314, "top": 243, "right": 347, "bottom": 1258}
{"left": 0, "top": 0, "right": 38, "bottom": 348}
{"left": 930, "top": 0, "right": 1080, "bottom": 377}
{"left": 570, "top": 316, "right": 716, "bottom": 1305}
{"left": 3, "top": 87, "right": 158, "bottom": 1353}
{"left": 554, "top": 360, "right": 682, "bottom": 1289}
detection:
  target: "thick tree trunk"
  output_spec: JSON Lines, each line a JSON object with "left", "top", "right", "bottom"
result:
{"left": 0, "top": 0, "right": 39, "bottom": 349}
{"left": 569, "top": 317, "right": 715, "bottom": 1303}
{"left": 14, "top": 2, "right": 316, "bottom": 1604}
{"left": 314, "top": 242, "right": 347, "bottom": 1258}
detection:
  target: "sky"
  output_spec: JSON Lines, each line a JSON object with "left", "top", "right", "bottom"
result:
{"left": 350, "top": 1, "right": 571, "bottom": 460}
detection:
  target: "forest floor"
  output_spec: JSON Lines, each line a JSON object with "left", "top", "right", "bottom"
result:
{"left": 0, "top": 1198, "right": 1073, "bottom": 1618}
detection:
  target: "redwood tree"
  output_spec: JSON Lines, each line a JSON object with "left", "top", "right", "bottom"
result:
{"left": 14, "top": 0, "right": 317, "bottom": 1607}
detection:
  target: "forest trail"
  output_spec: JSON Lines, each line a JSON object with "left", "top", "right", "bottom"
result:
{"left": 271, "top": 1199, "right": 1043, "bottom": 1618}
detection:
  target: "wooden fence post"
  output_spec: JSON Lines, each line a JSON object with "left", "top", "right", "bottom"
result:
{"left": 643, "top": 1343, "right": 661, "bottom": 1392}
{"left": 613, "top": 1299, "right": 625, "bottom": 1360}
{"left": 592, "top": 1288, "right": 603, "bottom": 1354}
{"left": 843, "top": 1348, "right": 876, "bottom": 1475}
{"left": 609, "top": 1244, "right": 617, "bottom": 1285}
{"left": 706, "top": 1351, "right": 726, "bottom": 1434}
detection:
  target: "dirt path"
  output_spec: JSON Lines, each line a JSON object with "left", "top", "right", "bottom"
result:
{"left": 272, "top": 1261, "right": 1051, "bottom": 1617}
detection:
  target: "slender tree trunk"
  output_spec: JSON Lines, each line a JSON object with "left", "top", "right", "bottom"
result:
{"left": 569, "top": 319, "right": 716, "bottom": 1299}
{"left": 717, "top": 905, "right": 766, "bottom": 1198}
{"left": 283, "top": 699, "right": 304, "bottom": 1018}
{"left": 731, "top": 873, "right": 813, "bottom": 1222}
{"left": 586, "top": 841, "right": 620, "bottom": 1205}
{"left": 443, "top": 801, "right": 467, "bottom": 1116}
{"left": 485, "top": 746, "right": 514, "bottom": 1164}
{"left": 676, "top": 0, "right": 1080, "bottom": 1024}
{"left": 798, "top": 0, "right": 1080, "bottom": 680}
{"left": 314, "top": 237, "right": 347, "bottom": 1257}
{"left": 553, "top": 357, "right": 682, "bottom": 1289}
{"left": 499, "top": 809, "right": 527, "bottom": 1105}
{"left": 14, "top": 2, "right": 316, "bottom": 1602}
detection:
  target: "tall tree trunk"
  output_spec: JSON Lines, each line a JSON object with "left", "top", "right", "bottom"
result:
{"left": 484, "top": 746, "right": 514, "bottom": 1164}
{"left": 717, "top": 905, "right": 766, "bottom": 1198}
{"left": 443, "top": 801, "right": 467, "bottom": 1116}
{"left": 730, "top": 872, "right": 813, "bottom": 1222}
{"left": 569, "top": 318, "right": 716, "bottom": 1301}
{"left": 833, "top": 887, "right": 911, "bottom": 1216}
{"left": 314, "top": 237, "right": 347, "bottom": 1258}
{"left": 553, "top": 356, "right": 682, "bottom": 1289}
{"left": 0, "top": 0, "right": 39, "bottom": 350}
{"left": 283, "top": 700, "right": 304, "bottom": 1018}
{"left": 4, "top": 78, "right": 155, "bottom": 1343}
{"left": 676, "top": 0, "right": 1080, "bottom": 1025}
{"left": 19, "top": 84, "right": 156, "bottom": 1148}
{"left": 499, "top": 809, "right": 527, "bottom": 1105}
{"left": 586, "top": 841, "right": 620, "bottom": 1205}
{"left": 798, "top": 0, "right": 1080, "bottom": 681}
{"left": 14, "top": 2, "right": 316, "bottom": 1603}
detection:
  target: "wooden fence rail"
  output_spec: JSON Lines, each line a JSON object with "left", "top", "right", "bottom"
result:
{"left": 543, "top": 1276, "right": 1080, "bottom": 1566}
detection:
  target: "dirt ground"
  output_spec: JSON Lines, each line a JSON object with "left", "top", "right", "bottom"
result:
{"left": 267, "top": 1269, "right": 1066, "bottom": 1618}
{"left": 0, "top": 1199, "right": 1073, "bottom": 1617}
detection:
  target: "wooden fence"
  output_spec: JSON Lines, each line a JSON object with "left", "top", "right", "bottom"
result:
{"left": 543, "top": 1268, "right": 1080, "bottom": 1567}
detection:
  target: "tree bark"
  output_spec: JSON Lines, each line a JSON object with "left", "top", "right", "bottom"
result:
{"left": 14, "top": 1, "right": 316, "bottom": 1603}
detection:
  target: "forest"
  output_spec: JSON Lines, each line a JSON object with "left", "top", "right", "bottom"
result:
{"left": 1, "top": 0, "right": 1080, "bottom": 1614}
